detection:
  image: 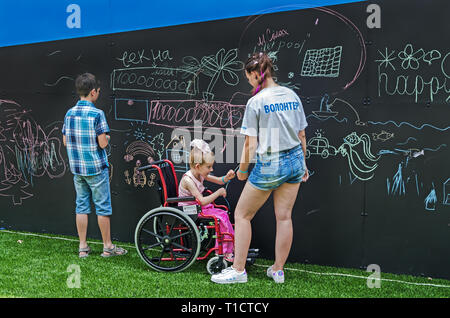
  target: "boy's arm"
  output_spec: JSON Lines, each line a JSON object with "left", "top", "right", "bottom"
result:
{"left": 98, "top": 133, "right": 110, "bottom": 149}
{"left": 96, "top": 111, "right": 110, "bottom": 149}
{"left": 63, "top": 135, "right": 66, "bottom": 147}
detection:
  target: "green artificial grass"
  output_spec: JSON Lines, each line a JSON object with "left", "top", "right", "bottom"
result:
{"left": 1, "top": 230, "right": 449, "bottom": 298}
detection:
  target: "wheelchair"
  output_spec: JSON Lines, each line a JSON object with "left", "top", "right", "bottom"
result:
{"left": 134, "top": 159, "right": 259, "bottom": 274}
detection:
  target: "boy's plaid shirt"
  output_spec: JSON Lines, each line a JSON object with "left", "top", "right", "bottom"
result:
{"left": 62, "top": 100, "right": 110, "bottom": 176}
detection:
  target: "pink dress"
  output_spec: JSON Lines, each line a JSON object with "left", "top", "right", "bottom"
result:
{"left": 178, "top": 170, "right": 234, "bottom": 255}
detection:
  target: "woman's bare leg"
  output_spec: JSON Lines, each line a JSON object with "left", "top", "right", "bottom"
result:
{"left": 232, "top": 182, "right": 272, "bottom": 272}
{"left": 272, "top": 182, "right": 301, "bottom": 271}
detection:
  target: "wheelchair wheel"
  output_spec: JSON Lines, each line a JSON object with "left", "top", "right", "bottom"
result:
{"left": 135, "top": 207, "right": 201, "bottom": 272}
{"left": 206, "top": 256, "right": 228, "bottom": 275}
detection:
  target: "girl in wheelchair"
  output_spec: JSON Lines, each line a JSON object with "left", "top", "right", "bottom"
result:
{"left": 178, "top": 139, "right": 236, "bottom": 262}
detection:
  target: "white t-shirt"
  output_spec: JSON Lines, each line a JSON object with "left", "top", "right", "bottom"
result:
{"left": 240, "top": 85, "right": 308, "bottom": 155}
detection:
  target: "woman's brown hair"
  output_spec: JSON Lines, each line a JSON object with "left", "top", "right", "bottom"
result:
{"left": 244, "top": 52, "right": 275, "bottom": 95}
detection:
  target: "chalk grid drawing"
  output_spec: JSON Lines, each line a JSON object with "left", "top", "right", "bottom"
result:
{"left": 301, "top": 46, "right": 342, "bottom": 78}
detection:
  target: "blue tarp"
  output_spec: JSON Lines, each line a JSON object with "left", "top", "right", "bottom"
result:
{"left": 0, "top": 0, "right": 365, "bottom": 47}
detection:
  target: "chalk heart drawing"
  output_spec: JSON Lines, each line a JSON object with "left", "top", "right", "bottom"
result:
{"left": 0, "top": 99, "right": 66, "bottom": 205}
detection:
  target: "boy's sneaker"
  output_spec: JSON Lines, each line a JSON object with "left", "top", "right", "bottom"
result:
{"left": 267, "top": 266, "right": 285, "bottom": 283}
{"left": 211, "top": 266, "right": 247, "bottom": 284}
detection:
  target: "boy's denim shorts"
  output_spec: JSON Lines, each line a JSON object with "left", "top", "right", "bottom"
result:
{"left": 73, "top": 168, "right": 112, "bottom": 216}
{"left": 248, "top": 144, "right": 305, "bottom": 191}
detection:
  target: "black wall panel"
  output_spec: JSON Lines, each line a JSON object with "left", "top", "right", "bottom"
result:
{"left": 1, "top": 0, "right": 449, "bottom": 279}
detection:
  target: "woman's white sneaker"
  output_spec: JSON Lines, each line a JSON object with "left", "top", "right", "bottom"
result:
{"left": 211, "top": 266, "right": 247, "bottom": 284}
{"left": 267, "top": 266, "right": 285, "bottom": 283}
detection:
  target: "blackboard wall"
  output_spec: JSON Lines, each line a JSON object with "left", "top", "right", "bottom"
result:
{"left": 1, "top": 0, "right": 449, "bottom": 279}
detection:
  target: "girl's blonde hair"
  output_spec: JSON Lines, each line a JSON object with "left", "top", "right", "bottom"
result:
{"left": 189, "top": 139, "right": 214, "bottom": 168}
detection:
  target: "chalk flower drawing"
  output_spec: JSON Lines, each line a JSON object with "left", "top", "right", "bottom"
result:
{"left": 201, "top": 48, "right": 244, "bottom": 100}
{"left": 397, "top": 44, "right": 424, "bottom": 70}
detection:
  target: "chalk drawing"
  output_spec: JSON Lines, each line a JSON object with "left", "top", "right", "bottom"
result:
{"left": 424, "top": 183, "right": 437, "bottom": 211}
{"left": 301, "top": 46, "right": 342, "bottom": 78}
{"left": 0, "top": 99, "right": 66, "bottom": 205}
{"left": 337, "top": 132, "right": 379, "bottom": 181}
{"left": 443, "top": 179, "right": 450, "bottom": 206}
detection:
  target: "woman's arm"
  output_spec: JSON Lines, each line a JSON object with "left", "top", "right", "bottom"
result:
{"left": 237, "top": 135, "right": 258, "bottom": 180}
{"left": 298, "top": 129, "right": 309, "bottom": 182}
{"left": 298, "top": 129, "right": 307, "bottom": 160}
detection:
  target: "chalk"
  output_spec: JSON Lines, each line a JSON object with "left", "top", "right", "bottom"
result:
{"left": 315, "top": 18, "right": 319, "bottom": 25}
{"left": 412, "top": 149, "right": 424, "bottom": 158}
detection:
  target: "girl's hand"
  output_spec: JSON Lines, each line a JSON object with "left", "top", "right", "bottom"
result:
{"left": 302, "top": 168, "right": 309, "bottom": 182}
{"left": 218, "top": 187, "right": 227, "bottom": 197}
{"left": 225, "top": 170, "right": 235, "bottom": 181}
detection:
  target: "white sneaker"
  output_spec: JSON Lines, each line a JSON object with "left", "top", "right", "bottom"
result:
{"left": 211, "top": 266, "right": 247, "bottom": 284}
{"left": 267, "top": 266, "right": 285, "bottom": 283}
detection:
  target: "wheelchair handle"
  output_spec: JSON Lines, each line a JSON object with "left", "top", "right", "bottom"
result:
{"left": 137, "top": 160, "right": 168, "bottom": 172}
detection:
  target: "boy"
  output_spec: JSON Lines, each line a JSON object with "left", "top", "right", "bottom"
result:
{"left": 62, "top": 73, "right": 127, "bottom": 258}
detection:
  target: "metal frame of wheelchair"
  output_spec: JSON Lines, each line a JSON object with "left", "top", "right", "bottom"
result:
{"left": 134, "top": 159, "right": 259, "bottom": 274}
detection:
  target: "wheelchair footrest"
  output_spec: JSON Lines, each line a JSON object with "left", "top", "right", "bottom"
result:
{"left": 247, "top": 248, "right": 260, "bottom": 259}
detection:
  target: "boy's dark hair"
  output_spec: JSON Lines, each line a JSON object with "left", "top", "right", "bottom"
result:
{"left": 75, "top": 73, "right": 100, "bottom": 97}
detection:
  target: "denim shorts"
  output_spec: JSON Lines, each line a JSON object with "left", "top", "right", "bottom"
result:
{"left": 73, "top": 168, "right": 112, "bottom": 216}
{"left": 248, "top": 144, "right": 305, "bottom": 191}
